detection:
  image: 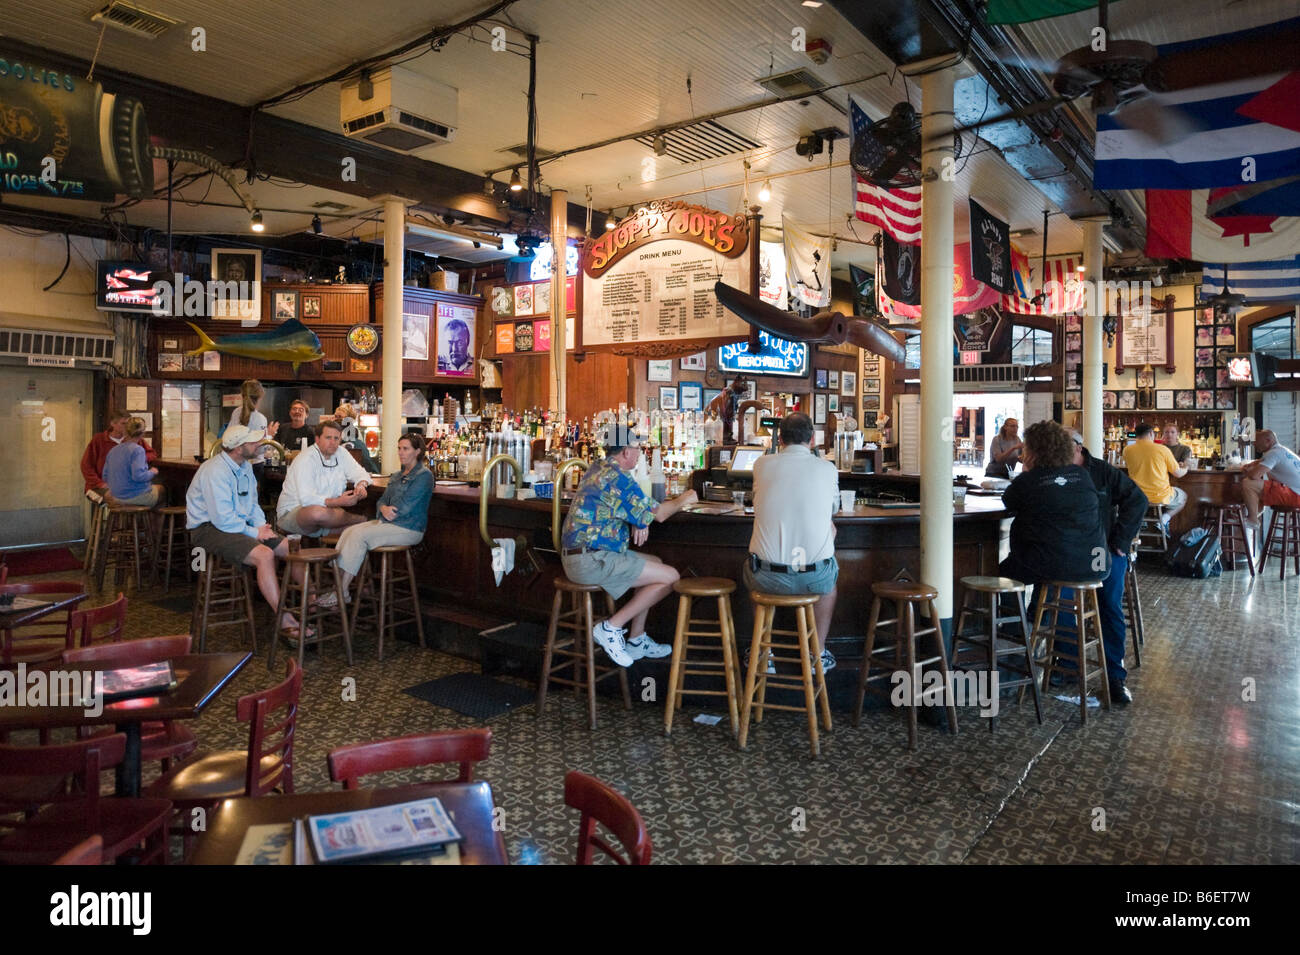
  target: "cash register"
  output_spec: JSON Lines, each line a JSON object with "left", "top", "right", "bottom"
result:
{"left": 703, "top": 444, "right": 768, "bottom": 503}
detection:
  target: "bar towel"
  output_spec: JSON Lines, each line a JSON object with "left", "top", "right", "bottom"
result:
{"left": 491, "top": 537, "right": 516, "bottom": 586}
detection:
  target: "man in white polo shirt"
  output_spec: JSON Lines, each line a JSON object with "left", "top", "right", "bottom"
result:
{"left": 744, "top": 411, "right": 841, "bottom": 673}
{"left": 277, "top": 419, "right": 372, "bottom": 540}
{"left": 1242, "top": 429, "right": 1300, "bottom": 534}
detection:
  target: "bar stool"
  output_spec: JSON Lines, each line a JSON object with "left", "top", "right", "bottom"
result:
{"left": 96, "top": 505, "right": 153, "bottom": 592}
{"left": 1201, "top": 502, "right": 1254, "bottom": 576}
{"left": 269, "top": 548, "right": 353, "bottom": 669}
{"left": 1136, "top": 503, "right": 1169, "bottom": 554}
{"left": 191, "top": 554, "right": 257, "bottom": 653}
{"left": 1031, "top": 580, "right": 1110, "bottom": 725}
{"left": 84, "top": 496, "right": 110, "bottom": 584}
{"left": 153, "top": 506, "right": 193, "bottom": 593}
{"left": 348, "top": 545, "right": 426, "bottom": 661}
{"left": 738, "top": 593, "right": 832, "bottom": 757}
{"left": 950, "top": 576, "right": 1042, "bottom": 729}
{"left": 1124, "top": 538, "right": 1144, "bottom": 669}
{"left": 664, "top": 577, "right": 741, "bottom": 736}
{"left": 1258, "top": 506, "right": 1300, "bottom": 579}
{"left": 852, "top": 580, "right": 958, "bottom": 751}
{"left": 536, "top": 576, "right": 631, "bottom": 730}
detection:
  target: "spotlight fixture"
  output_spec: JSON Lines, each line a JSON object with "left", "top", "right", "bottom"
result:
{"left": 483, "top": 177, "right": 495, "bottom": 196}
{"left": 758, "top": 180, "right": 772, "bottom": 202}
{"left": 605, "top": 210, "right": 616, "bottom": 230}
{"left": 509, "top": 168, "right": 523, "bottom": 192}
{"left": 250, "top": 211, "right": 264, "bottom": 232}
{"left": 1077, "top": 264, "right": 1087, "bottom": 273}
{"left": 311, "top": 214, "right": 322, "bottom": 235}
{"left": 653, "top": 134, "right": 667, "bottom": 156}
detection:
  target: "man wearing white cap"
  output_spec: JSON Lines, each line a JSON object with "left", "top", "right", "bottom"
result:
{"left": 186, "top": 424, "right": 306, "bottom": 638}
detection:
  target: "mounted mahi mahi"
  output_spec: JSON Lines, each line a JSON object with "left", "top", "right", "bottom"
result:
{"left": 185, "top": 319, "right": 325, "bottom": 373}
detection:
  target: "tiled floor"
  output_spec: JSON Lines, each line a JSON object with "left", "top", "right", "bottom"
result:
{"left": 11, "top": 555, "right": 1299, "bottom": 864}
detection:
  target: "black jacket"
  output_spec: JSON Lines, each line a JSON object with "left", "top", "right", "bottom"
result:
{"left": 1080, "top": 447, "right": 1148, "bottom": 554}
{"left": 1000, "top": 464, "right": 1109, "bottom": 585}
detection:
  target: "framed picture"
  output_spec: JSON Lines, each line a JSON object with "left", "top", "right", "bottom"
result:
{"left": 659, "top": 386, "right": 679, "bottom": 411}
{"left": 351, "top": 358, "right": 373, "bottom": 374}
{"left": 1066, "top": 314, "right": 1082, "bottom": 331}
{"left": 703, "top": 388, "right": 722, "bottom": 408}
{"left": 436, "top": 305, "right": 476, "bottom": 374}
{"left": 1216, "top": 389, "right": 1237, "bottom": 410}
{"left": 813, "top": 393, "right": 827, "bottom": 425}
{"left": 182, "top": 354, "right": 201, "bottom": 371}
{"left": 863, "top": 395, "right": 880, "bottom": 410}
{"left": 1103, "top": 391, "right": 1117, "bottom": 410}
{"left": 402, "top": 312, "right": 430, "bottom": 360}
{"left": 814, "top": 368, "right": 828, "bottom": 390}
{"left": 1195, "top": 368, "right": 1213, "bottom": 389}
{"left": 1175, "top": 389, "right": 1195, "bottom": 410}
{"left": 1065, "top": 390, "right": 1081, "bottom": 410}
{"left": 1066, "top": 332, "right": 1082, "bottom": 351}
{"left": 1118, "top": 390, "right": 1137, "bottom": 410}
{"left": 864, "top": 378, "right": 880, "bottom": 393}
{"left": 158, "top": 353, "right": 182, "bottom": 372}
{"left": 495, "top": 324, "right": 515, "bottom": 354}
{"left": 490, "top": 285, "right": 514, "bottom": 317}
{"left": 841, "top": 371, "right": 857, "bottom": 396}
{"left": 1196, "top": 389, "right": 1214, "bottom": 409}
{"left": 1156, "top": 390, "right": 1174, "bottom": 410}
{"left": 272, "top": 289, "right": 298, "bottom": 323}
{"left": 742, "top": 381, "right": 757, "bottom": 401}
{"left": 828, "top": 394, "right": 840, "bottom": 412}
{"left": 533, "top": 281, "right": 551, "bottom": 316}
{"left": 513, "top": 321, "right": 534, "bottom": 352}
{"left": 828, "top": 370, "right": 840, "bottom": 390}
{"left": 680, "top": 351, "right": 706, "bottom": 371}
{"left": 1136, "top": 367, "right": 1155, "bottom": 389}
{"left": 679, "top": 381, "right": 703, "bottom": 411}
{"left": 1196, "top": 326, "right": 1215, "bottom": 347}
{"left": 514, "top": 284, "right": 534, "bottom": 317}
{"left": 863, "top": 412, "right": 878, "bottom": 429}
{"left": 647, "top": 359, "right": 673, "bottom": 382}
{"left": 1195, "top": 307, "right": 1213, "bottom": 326}
{"left": 209, "top": 248, "right": 261, "bottom": 322}
{"left": 202, "top": 351, "right": 220, "bottom": 371}
{"left": 302, "top": 295, "right": 322, "bottom": 319}
{"left": 1216, "top": 326, "right": 1235, "bottom": 347}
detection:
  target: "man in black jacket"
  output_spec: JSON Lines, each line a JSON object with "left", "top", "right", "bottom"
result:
{"left": 1070, "top": 431, "right": 1148, "bottom": 704}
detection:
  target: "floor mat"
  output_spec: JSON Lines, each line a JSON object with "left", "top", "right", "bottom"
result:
{"left": 402, "top": 672, "right": 534, "bottom": 720}
{"left": 1, "top": 548, "right": 83, "bottom": 577}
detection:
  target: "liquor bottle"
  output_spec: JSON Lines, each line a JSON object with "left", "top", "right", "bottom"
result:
{"left": 650, "top": 448, "right": 666, "bottom": 503}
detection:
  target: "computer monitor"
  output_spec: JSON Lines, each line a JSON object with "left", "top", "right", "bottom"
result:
{"left": 727, "top": 445, "right": 766, "bottom": 478}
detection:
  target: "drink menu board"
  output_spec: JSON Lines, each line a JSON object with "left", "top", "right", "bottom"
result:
{"left": 1119, "top": 304, "right": 1167, "bottom": 367}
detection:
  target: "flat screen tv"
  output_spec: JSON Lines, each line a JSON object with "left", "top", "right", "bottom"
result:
{"left": 95, "top": 261, "right": 167, "bottom": 313}
{"left": 1224, "top": 352, "right": 1278, "bottom": 388}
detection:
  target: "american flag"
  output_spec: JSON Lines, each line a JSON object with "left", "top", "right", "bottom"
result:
{"left": 851, "top": 97, "right": 922, "bottom": 244}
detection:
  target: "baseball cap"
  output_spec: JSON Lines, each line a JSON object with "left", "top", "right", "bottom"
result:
{"left": 222, "top": 424, "right": 267, "bottom": 449}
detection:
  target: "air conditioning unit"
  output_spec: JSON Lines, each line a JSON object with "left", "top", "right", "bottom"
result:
{"left": 340, "top": 65, "right": 458, "bottom": 152}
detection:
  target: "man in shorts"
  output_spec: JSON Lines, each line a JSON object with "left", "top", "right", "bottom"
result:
{"left": 186, "top": 424, "right": 305, "bottom": 637}
{"left": 560, "top": 437, "right": 697, "bottom": 667}
{"left": 1242, "top": 429, "right": 1300, "bottom": 537}
{"left": 276, "top": 419, "right": 372, "bottom": 540}
{"left": 743, "top": 412, "right": 841, "bottom": 673}
{"left": 1123, "top": 422, "right": 1188, "bottom": 529}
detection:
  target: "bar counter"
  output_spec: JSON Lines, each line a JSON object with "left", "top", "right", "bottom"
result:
{"left": 1126, "top": 466, "right": 1247, "bottom": 540}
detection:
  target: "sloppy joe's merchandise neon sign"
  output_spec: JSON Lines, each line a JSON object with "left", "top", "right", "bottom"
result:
{"left": 583, "top": 200, "right": 748, "bottom": 278}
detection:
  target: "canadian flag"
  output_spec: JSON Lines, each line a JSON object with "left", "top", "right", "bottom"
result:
{"left": 1146, "top": 189, "right": 1300, "bottom": 262}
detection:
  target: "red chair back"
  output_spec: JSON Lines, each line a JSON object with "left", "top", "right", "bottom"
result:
{"left": 54, "top": 835, "right": 103, "bottom": 865}
{"left": 68, "top": 593, "right": 127, "bottom": 648}
{"left": 0, "top": 734, "right": 125, "bottom": 833}
{"left": 64, "top": 634, "right": 191, "bottom": 667}
{"left": 236, "top": 660, "right": 301, "bottom": 798}
{"left": 0, "top": 581, "right": 85, "bottom": 664}
{"left": 563, "top": 770, "right": 652, "bottom": 866}
{"left": 328, "top": 729, "right": 492, "bottom": 790}
{"left": 0, "top": 564, "right": 7, "bottom": 585}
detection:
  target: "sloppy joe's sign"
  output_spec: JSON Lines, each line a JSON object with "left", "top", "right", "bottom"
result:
{"left": 583, "top": 200, "right": 748, "bottom": 278}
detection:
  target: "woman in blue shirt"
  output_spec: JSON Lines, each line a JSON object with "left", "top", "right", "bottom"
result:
{"left": 104, "top": 417, "right": 164, "bottom": 508}
{"left": 333, "top": 431, "right": 433, "bottom": 598}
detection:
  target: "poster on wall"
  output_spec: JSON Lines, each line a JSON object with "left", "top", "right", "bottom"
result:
{"left": 436, "top": 303, "right": 476, "bottom": 374}
{"left": 953, "top": 308, "right": 1011, "bottom": 364}
{"left": 1118, "top": 298, "right": 1168, "bottom": 368}
{"left": 514, "top": 284, "right": 534, "bottom": 317}
{"left": 581, "top": 200, "right": 750, "bottom": 348}
{"left": 402, "top": 313, "right": 429, "bottom": 360}
{"left": 534, "top": 281, "right": 551, "bottom": 316}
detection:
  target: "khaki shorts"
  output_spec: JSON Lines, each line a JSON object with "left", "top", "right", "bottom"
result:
{"left": 117, "top": 487, "right": 160, "bottom": 508}
{"left": 742, "top": 555, "right": 839, "bottom": 597}
{"left": 561, "top": 549, "right": 646, "bottom": 600}
{"left": 277, "top": 507, "right": 315, "bottom": 536}
{"left": 189, "top": 522, "right": 278, "bottom": 566}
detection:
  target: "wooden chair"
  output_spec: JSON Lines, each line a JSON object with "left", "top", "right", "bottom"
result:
{"left": 54, "top": 834, "right": 103, "bottom": 865}
{"left": 0, "top": 581, "right": 86, "bottom": 665}
{"left": 64, "top": 636, "right": 198, "bottom": 773}
{"left": 68, "top": 592, "right": 127, "bottom": 648}
{"left": 0, "top": 734, "right": 171, "bottom": 865}
{"left": 563, "top": 770, "right": 652, "bottom": 866}
{"left": 328, "top": 729, "right": 492, "bottom": 790}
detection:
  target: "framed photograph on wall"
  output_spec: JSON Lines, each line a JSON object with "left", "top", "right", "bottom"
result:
{"left": 514, "top": 284, "right": 534, "bottom": 317}
{"left": 1118, "top": 390, "right": 1137, "bottom": 410}
{"left": 1103, "top": 391, "right": 1117, "bottom": 410}
{"left": 703, "top": 388, "right": 722, "bottom": 408}
{"left": 1065, "top": 390, "right": 1081, "bottom": 410}
{"left": 351, "top": 358, "right": 374, "bottom": 374}
{"left": 209, "top": 248, "right": 262, "bottom": 322}
{"left": 828, "top": 370, "right": 840, "bottom": 390}
{"left": 864, "top": 378, "right": 880, "bottom": 393}
{"left": 647, "top": 359, "right": 673, "bottom": 382}
{"left": 680, "top": 351, "right": 706, "bottom": 371}
{"left": 815, "top": 368, "right": 828, "bottom": 390}
{"left": 659, "top": 386, "right": 679, "bottom": 411}
{"left": 841, "top": 371, "right": 857, "bottom": 396}
{"left": 402, "top": 312, "right": 430, "bottom": 361}
{"left": 1156, "top": 390, "right": 1174, "bottom": 410}
{"left": 272, "top": 289, "right": 298, "bottom": 323}
{"left": 813, "top": 393, "right": 827, "bottom": 425}
{"left": 679, "top": 381, "right": 703, "bottom": 411}
{"left": 302, "top": 295, "right": 322, "bottom": 319}
{"left": 1175, "top": 389, "right": 1195, "bottom": 409}
{"left": 828, "top": 394, "right": 840, "bottom": 412}
{"left": 863, "top": 394, "right": 880, "bottom": 410}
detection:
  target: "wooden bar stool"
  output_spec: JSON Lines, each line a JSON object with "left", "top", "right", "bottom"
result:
{"left": 1257, "top": 506, "right": 1300, "bottom": 579}
{"left": 1031, "top": 580, "right": 1110, "bottom": 725}
{"left": 738, "top": 592, "right": 832, "bottom": 757}
{"left": 1202, "top": 502, "right": 1254, "bottom": 576}
{"left": 951, "top": 576, "right": 1042, "bottom": 729}
{"left": 191, "top": 553, "right": 257, "bottom": 653}
{"left": 536, "top": 576, "right": 631, "bottom": 730}
{"left": 853, "top": 580, "right": 958, "bottom": 751}
{"left": 664, "top": 577, "right": 741, "bottom": 736}
{"left": 269, "top": 548, "right": 353, "bottom": 669}
{"left": 96, "top": 505, "right": 153, "bottom": 592}
{"left": 1124, "top": 538, "right": 1144, "bottom": 668}
{"left": 1136, "top": 502, "right": 1169, "bottom": 554}
{"left": 153, "top": 506, "right": 193, "bottom": 593}
{"left": 349, "top": 544, "right": 426, "bottom": 661}
{"left": 84, "top": 496, "right": 110, "bottom": 584}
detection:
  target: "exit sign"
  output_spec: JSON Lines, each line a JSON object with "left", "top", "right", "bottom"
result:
{"left": 960, "top": 349, "right": 981, "bottom": 366}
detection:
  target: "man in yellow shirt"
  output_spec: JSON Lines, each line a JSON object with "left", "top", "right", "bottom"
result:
{"left": 1123, "top": 423, "right": 1188, "bottom": 529}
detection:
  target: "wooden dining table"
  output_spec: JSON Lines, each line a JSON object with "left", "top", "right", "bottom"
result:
{"left": 0, "top": 651, "right": 251, "bottom": 797}
{"left": 190, "top": 781, "right": 510, "bottom": 865}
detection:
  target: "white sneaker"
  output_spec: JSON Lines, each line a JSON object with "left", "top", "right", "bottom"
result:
{"left": 625, "top": 633, "right": 673, "bottom": 660}
{"left": 744, "top": 647, "right": 777, "bottom": 675}
{"left": 592, "top": 621, "right": 633, "bottom": 667}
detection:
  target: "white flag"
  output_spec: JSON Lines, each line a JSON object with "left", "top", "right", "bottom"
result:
{"left": 783, "top": 214, "right": 832, "bottom": 309}
{"left": 758, "top": 240, "right": 787, "bottom": 310}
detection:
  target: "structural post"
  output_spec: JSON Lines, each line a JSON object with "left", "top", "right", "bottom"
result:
{"left": 550, "top": 188, "right": 567, "bottom": 422}
{"left": 1081, "top": 217, "right": 1108, "bottom": 452}
{"left": 920, "top": 67, "right": 956, "bottom": 621}
{"left": 380, "top": 196, "right": 407, "bottom": 470}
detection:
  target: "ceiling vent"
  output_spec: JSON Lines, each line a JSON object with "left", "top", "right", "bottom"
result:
{"left": 89, "top": 1, "right": 179, "bottom": 39}
{"left": 497, "top": 143, "right": 556, "bottom": 160}
{"left": 755, "top": 67, "right": 826, "bottom": 98}
{"left": 634, "top": 121, "right": 762, "bottom": 164}
{"left": 340, "top": 65, "right": 457, "bottom": 152}
{"left": 0, "top": 328, "right": 116, "bottom": 364}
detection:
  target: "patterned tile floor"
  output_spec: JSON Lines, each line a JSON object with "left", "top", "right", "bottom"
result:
{"left": 13, "top": 557, "right": 1300, "bottom": 865}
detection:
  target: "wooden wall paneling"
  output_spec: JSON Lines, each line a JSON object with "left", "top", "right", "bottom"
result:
{"left": 566, "top": 352, "right": 632, "bottom": 421}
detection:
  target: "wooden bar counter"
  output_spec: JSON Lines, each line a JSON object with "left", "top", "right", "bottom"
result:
{"left": 1168, "top": 467, "right": 1248, "bottom": 540}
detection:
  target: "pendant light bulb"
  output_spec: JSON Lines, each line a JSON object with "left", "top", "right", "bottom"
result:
{"left": 250, "top": 211, "right": 265, "bottom": 232}
{"left": 759, "top": 180, "right": 772, "bottom": 202}
{"left": 509, "top": 168, "right": 523, "bottom": 192}
{"left": 605, "top": 210, "right": 616, "bottom": 230}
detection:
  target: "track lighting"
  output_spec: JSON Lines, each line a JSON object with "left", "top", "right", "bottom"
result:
{"left": 509, "top": 168, "right": 523, "bottom": 192}
{"left": 311, "top": 214, "right": 322, "bottom": 235}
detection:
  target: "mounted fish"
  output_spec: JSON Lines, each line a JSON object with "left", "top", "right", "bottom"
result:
{"left": 713, "top": 282, "right": 906, "bottom": 364}
{"left": 185, "top": 319, "right": 325, "bottom": 373}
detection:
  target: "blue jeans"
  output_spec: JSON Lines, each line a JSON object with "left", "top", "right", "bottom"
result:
{"left": 1028, "top": 555, "right": 1128, "bottom": 685}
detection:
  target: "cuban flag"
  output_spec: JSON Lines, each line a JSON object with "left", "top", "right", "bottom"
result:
{"left": 851, "top": 96, "right": 923, "bottom": 244}
{"left": 1201, "top": 257, "right": 1300, "bottom": 304}
{"left": 1094, "top": 20, "right": 1300, "bottom": 190}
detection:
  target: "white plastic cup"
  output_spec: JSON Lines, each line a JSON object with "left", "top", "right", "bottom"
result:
{"left": 732, "top": 490, "right": 746, "bottom": 508}
{"left": 953, "top": 485, "right": 967, "bottom": 507}
{"left": 840, "top": 490, "right": 856, "bottom": 512}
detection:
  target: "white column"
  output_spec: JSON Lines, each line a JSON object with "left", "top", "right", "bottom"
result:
{"left": 381, "top": 197, "right": 406, "bottom": 470}
{"left": 1081, "top": 217, "right": 1107, "bottom": 451}
{"left": 550, "top": 189, "right": 567, "bottom": 422}
{"left": 920, "top": 67, "right": 956, "bottom": 619}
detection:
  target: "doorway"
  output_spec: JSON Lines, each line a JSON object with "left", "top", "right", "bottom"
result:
{"left": 954, "top": 392, "right": 1024, "bottom": 482}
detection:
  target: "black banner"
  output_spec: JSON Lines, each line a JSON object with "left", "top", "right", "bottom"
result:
{"left": 882, "top": 234, "right": 920, "bottom": 305}
{"left": 953, "top": 308, "right": 1011, "bottom": 364}
{"left": 969, "top": 198, "right": 1013, "bottom": 295}
{"left": 849, "top": 263, "right": 877, "bottom": 317}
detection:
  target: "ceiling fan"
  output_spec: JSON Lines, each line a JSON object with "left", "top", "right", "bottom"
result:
{"left": 712, "top": 282, "right": 906, "bottom": 363}
{"left": 1205, "top": 264, "right": 1246, "bottom": 312}
{"left": 851, "top": 101, "right": 964, "bottom": 188}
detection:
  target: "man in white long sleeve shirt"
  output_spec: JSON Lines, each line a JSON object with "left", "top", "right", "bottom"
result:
{"left": 276, "top": 420, "right": 372, "bottom": 538}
